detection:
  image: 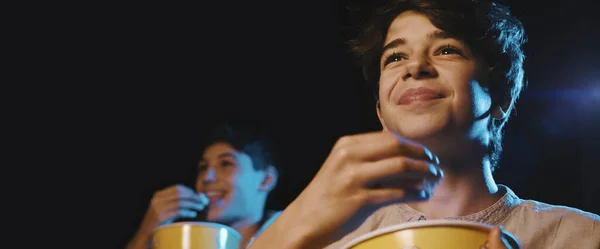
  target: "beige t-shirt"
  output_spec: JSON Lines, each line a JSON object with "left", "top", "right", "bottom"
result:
{"left": 324, "top": 185, "right": 600, "bottom": 249}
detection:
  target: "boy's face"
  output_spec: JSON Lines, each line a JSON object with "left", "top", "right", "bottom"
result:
{"left": 195, "top": 142, "right": 268, "bottom": 224}
{"left": 377, "top": 11, "right": 494, "bottom": 150}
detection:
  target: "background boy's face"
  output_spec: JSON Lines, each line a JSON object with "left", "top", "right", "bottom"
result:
{"left": 196, "top": 142, "right": 267, "bottom": 224}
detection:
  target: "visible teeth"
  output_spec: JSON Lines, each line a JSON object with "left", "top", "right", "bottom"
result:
{"left": 205, "top": 191, "right": 224, "bottom": 197}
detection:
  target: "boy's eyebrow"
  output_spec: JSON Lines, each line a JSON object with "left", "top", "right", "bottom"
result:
{"left": 382, "top": 30, "right": 457, "bottom": 55}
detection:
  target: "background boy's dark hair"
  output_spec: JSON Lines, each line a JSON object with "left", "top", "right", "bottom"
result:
{"left": 198, "top": 117, "right": 278, "bottom": 172}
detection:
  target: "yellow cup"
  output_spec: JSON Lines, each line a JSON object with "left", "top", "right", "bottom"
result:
{"left": 342, "top": 220, "right": 520, "bottom": 249}
{"left": 151, "top": 222, "right": 242, "bottom": 249}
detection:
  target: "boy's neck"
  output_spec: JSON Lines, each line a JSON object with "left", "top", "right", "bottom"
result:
{"left": 408, "top": 158, "right": 503, "bottom": 219}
